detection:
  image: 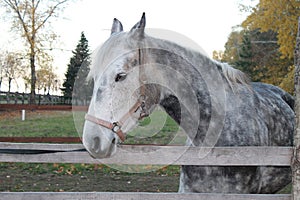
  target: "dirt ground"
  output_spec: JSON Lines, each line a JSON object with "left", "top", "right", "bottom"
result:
{"left": 0, "top": 163, "right": 180, "bottom": 192}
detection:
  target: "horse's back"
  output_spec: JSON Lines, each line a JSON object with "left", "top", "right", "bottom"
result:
{"left": 251, "top": 82, "right": 294, "bottom": 146}
{"left": 252, "top": 82, "right": 294, "bottom": 111}
{"left": 218, "top": 82, "right": 294, "bottom": 147}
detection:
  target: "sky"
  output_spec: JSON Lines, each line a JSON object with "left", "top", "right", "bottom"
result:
{"left": 0, "top": 0, "right": 257, "bottom": 93}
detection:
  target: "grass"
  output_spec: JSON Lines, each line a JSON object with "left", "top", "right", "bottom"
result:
{"left": 0, "top": 111, "right": 78, "bottom": 137}
{"left": 125, "top": 108, "right": 186, "bottom": 145}
{"left": 0, "top": 108, "right": 186, "bottom": 144}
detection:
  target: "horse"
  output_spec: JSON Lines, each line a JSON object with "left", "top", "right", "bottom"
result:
{"left": 82, "top": 13, "right": 294, "bottom": 193}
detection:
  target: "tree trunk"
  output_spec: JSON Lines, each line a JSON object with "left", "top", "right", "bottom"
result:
{"left": 8, "top": 77, "right": 12, "bottom": 93}
{"left": 292, "top": 17, "right": 300, "bottom": 200}
{"left": 0, "top": 77, "right": 2, "bottom": 91}
{"left": 29, "top": 43, "right": 36, "bottom": 104}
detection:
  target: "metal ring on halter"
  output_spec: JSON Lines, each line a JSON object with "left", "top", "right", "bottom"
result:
{"left": 112, "top": 122, "right": 121, "bottom": 133}
{"left": 139, "top": 95, "right": 146, "bottom": 102}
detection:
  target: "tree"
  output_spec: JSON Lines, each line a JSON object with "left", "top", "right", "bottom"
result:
{"left": 62, "top": 32, "right": 92, "bottom": 102}
{"left": 222, "top": 30, "right": 243, "bottom": 64}
{"left": 2, "top": 0, "right": 70, "bottom": 104}
{"left": 234, "top": 31, "right": 257, "bottom": 80}
{"left": 242, "top": 0, "right": 300, "bottom": 59}
{"left": 0, "top": 51, "right": 26, "bottom": 92}
{"left": 212, "top": 50, "right": 224, "bottom": 62}
{"left": 36, "top": 68, "right": 58, "bottom": 95}
{"left": 220, "top": 28, "right": 294, "bottom": 93}
{"left": 292, "top": 16, "right": 300, "bottom": 200}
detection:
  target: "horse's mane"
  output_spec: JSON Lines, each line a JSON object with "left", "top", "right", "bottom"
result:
{"left": 215, "top": 62, "right": 250, "bottom": 86}
{"left": 155, "top": 37, "right": 251, "bottom": 87}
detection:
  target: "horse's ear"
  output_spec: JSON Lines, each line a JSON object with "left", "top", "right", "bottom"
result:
{"left": 130, "top": 13, "right": 146, "bottom": 37}
{"left": 111, "top": 18, "right": 123, "bottom": 35}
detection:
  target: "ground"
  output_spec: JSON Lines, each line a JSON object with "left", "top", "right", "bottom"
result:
{"left": 0, "top": 163, "right": 180, "bottom": 192}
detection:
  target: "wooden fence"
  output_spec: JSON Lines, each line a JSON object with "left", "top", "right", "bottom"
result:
{"left": 0, "top": 91, "right": 72, "bottom": 105}
{"left": 0, "top": 142, "right": 293, "bottom": 200}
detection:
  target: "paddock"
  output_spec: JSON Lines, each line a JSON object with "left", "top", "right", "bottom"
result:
{"left": 0, "top": 142, "right": 293, "bottom": 200}
{"left": 1, "top": 12, "right": 300, "bottom": 200}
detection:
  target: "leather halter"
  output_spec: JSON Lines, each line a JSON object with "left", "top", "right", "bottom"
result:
{"left": 85, "top": 49, "right": 147, "bottom": 142}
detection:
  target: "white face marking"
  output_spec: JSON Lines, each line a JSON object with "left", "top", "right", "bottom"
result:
{"left": 83, "top": 45, "right": 145, "bottom": 158}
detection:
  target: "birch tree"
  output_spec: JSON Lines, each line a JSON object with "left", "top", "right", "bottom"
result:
{"left": 293, "top": 17, "right": 300, "bottom": 200}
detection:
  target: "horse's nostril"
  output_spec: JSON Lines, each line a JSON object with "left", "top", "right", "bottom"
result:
{"left": 112, "top": 138, "right": 116, "bottom": 144}
{"left": 92, "top": 137, "right": 101, "bottom": 153}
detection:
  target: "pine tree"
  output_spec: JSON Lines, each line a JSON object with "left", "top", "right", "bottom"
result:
{"left": 234, "top": 31, "right": 260, "bottom": 81}
{"left": 62, "top": 32, "right": 91, "bottom": 102}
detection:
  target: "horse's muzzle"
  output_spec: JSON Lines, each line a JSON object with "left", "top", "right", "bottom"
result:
{"left": 83, "top": 122, "right": 117, "bottom": 159}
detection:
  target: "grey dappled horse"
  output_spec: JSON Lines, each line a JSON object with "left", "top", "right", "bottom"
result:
{"left": 83, "top": 13, "right": 294, "bottom": 193}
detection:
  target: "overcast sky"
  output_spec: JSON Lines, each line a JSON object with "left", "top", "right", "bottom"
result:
{"left": 0, "top": 0, "right": 257, "bottom": 92}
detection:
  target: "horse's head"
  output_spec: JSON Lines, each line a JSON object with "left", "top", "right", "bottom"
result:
{"left": 83, "top": 13, "right": 160, "bottom": 158}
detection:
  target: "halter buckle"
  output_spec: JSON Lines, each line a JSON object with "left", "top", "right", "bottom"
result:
{"left": 112, "top": 122, "right": 121, "bottom": 133}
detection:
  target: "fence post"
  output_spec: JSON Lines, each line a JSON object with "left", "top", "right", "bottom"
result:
{"left": 22, "top": 92, "right": 25, "bottom": 104}
{"left": 6, "top": 92, "right": 10, "bottom": 103}
{"left": 38, "top": 94, "right": 41, "bottom": 105}
{"left": 293, "top": 17, "right": 300, "bottom": 200}
{"left": 14, "top": 92, "right": 18, "bottom": 104}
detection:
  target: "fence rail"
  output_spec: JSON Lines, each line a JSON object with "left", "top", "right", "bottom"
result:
{"left": 0, "top": 137, "right": 81, "bottom": 143}
{"left": 0, "top": 192, "right": 291, "bottom": 200}
{"left": 0, "top": 143, "right": 294, "bottom": 199}
{"left": 0, "top": 143, "right": 293, "bottom": 166}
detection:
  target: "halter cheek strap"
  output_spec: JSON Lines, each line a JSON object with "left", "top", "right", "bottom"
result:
{"left": 85, "top": 99, "right": 145, "bottom": 142}
{"left": 85, "top": 114, "right": 124, "bottom": 141}
{"left": 85, "top": 48, "right": 147, "bottom": 142}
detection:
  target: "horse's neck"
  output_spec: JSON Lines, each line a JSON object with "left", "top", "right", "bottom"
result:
{"left": 146, "top": 39, "right": 250, "bottom": 146}
{"left": 159, "top": 89, "right": 212, "bottom": 146}
{"left": 150, "top": 47, "right": 214, "bottom": 146}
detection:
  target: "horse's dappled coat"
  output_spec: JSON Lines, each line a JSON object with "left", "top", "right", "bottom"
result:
{"left": 83, "top": 13, "right": 294, "bottom": 193}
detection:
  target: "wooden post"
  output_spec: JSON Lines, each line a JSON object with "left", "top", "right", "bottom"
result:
{"left": 14, "top": 92, "right": 18, "bottom": 104}
{"left": 22, "top": 92, "right": 25, "bottom": 104}
{"left": 293, "top": 17, "right": 300, "bottom": 200}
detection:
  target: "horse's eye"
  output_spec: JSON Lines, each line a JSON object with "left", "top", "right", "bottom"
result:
{"left": 115, "top": 72, "right": 127, "bottom": 82}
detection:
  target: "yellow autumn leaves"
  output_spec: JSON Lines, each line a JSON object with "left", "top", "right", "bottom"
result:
{"left": 242, "top": 0, "right": 300, "bottom": 59}
{"left": 214, "top": 0, "right": 300, "bottom": 94}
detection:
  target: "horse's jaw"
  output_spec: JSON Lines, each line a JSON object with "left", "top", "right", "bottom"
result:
{"left": 82, "top": 121, "right": 117, "bottom": 159}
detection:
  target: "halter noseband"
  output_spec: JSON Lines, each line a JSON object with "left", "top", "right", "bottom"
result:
{"left": 85, "top": 48, "right": 147, "bottom": 142}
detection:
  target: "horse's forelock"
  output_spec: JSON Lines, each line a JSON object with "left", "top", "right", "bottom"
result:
{"left": 87, "top": 34, "right": 131, "bottom": 81}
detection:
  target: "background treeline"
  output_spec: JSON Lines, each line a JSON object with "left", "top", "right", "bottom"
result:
{"left": 213, "top": 0, "right": 300, "bottom": 94}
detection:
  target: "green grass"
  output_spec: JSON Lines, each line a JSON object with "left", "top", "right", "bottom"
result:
{"left": 125, "top": 108, "right": 186, "bottom": 145}
{"left": 0, "top": 108, "right": 186, "bottom": 144}
{"left": 0, "top": 111, "right": 78, "bottom": 137}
